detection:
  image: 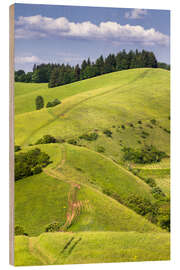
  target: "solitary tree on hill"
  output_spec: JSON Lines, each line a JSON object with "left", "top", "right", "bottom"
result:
{"left": 35, "top": 96, "right": 44, "bottom": 110}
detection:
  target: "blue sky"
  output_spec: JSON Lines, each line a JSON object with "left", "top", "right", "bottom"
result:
{"left": 14, "top": 3, "right": 170, "bottom": 72}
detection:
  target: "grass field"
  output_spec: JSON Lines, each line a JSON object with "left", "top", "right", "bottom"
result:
{"left": 15, "top": 69, "right": 170, "bottom": 150}
{"left": 15, "top": 144, "right": 161, "bottom": 236}
{"left": 14, "top": 68, "right": 170, "bottom": 265}
{"left": 14, "top": 231, "right": 170, "bottom": 266}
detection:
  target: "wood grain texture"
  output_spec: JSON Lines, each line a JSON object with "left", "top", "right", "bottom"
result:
{"left": 9, "top": 4, "right": 14, "bottom": 266}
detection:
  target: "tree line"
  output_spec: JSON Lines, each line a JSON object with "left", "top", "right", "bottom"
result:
{"left": 15, "top": 49, "right": 170, "bottom": 88}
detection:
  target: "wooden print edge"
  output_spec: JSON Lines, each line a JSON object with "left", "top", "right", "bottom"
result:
{"left": 9, "top": 3, "right": 15, "bottom": 266}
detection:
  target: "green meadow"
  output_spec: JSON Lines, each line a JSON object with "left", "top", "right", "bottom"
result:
{"left": 14, "top": 68, "right": 170, "bottom": 265}
{"left": 15, "top": 232, "right": 170, "bottom": 266}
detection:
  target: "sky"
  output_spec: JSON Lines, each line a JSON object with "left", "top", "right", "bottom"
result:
{"left": 14, "top": 3, "right": 170, "bottom": 72}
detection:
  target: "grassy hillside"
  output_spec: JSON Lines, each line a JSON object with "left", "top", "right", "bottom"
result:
{"left": 14, "top": 231, "right": 170, "bottom": 266}
{"left": 15, "top": 69, "right": 170, "bottom": 159}
{"left": 14, "top": 68, "right": 170, "bottom": 265}
{"left": 15, "top": 144, "right": 161, "bottom": 236}
{"left": 15, "top": 68, "right": 149, "bottom": 115}
{"left": 132, "top": 158, "right": 170, "bottom": 196}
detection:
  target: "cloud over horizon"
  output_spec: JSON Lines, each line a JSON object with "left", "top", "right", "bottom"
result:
{"left": 15, "top": 55, "right": 42, "bottom": 64}
{"left": 125, "top": 9, "right": 148, "bottom": 19}
{"left": 15, "top": 15, "right": 169, "bottom": 46}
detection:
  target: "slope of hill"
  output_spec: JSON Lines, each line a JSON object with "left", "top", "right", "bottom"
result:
{"left": 14, "top": 231, "right": 170, "bottom": 266}
{"left": 15, "top": 69, "right": 170, "bottom": 155}
{"left": 15, "top": 68, "right": 149, "bottom": 115}
{"left": 14, "top": 68, "right": 170, "bottom": 264}
{"left": 15, "top": 144, "right": 162, "bottom": 236}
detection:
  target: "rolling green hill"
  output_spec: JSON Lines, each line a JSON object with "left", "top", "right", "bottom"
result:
{"left": 15, "top": 68, "right": 152, "bottom": 115}
{"left": 15, "top": 143, "right": 161, "bottom": 236}
{"left": 14, "top": 231, "right": 170, "bottom": 266}
{"left": 15, "top": 69, "right": 170, "bottom": 157}
{"left": 14, "top": 68, "right": 170, "bottom": 265}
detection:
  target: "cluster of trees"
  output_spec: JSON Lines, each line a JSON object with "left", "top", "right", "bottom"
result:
{"left": 103, "top": 187, "right": 170, "bottom": 231}
{"left": 15, "top": 148, "right": 51, "bottom": 181}
{"left": 35, "top": 135, "right": 56, "bottom": 145}
{"left": 122, "top": 145, "right": 167, "bottom": 164}
{"left": 129, "top": 167, "right": 170, "bottom": 231}
{"left": 46, "top": 98, "right": 61, "bottom": 108}
{"left": 79, "top": 132, "right": 98, "bottom": 141}
{"left": 15, "top": 50, "right": 170, "bottom": 87}
{"left": 35, "top": 96, "right": 61, "bottom": 110}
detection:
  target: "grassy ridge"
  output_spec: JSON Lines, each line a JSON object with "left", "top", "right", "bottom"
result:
{"left": 15, "top": 173, "right": 70, "bottom": 236}
{"left": 64, "top": 143, "right": 154, "bottom": 201}
{"left": 15, "top": 144, "right": 162, "bottom": 236}
{"left": 15, "top": 68, "right": 146, "bottom": 115}
{"left": 15, "top": 171, "right": 161, "bottom": 236}
{"left": 14, "top": 231, "right": 170, "bottom": 266}
{"left": 15, "top": 68, "right": 170, "bottom": 151}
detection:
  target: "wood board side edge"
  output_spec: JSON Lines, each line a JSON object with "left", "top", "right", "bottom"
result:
{"left": 9, "top": 4, "right": 15, "bottom": 266}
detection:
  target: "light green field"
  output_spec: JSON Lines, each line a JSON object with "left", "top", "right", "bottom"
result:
{"left": 15, "top": 173, "right": 70, "bottom": 236}
{"left": 14, "top": 231, "right": 170, "bottom": 266}
{"left": 14, "top": 68, "right": 170, "bottom": 265}
{"left": 15, "top": 69, "right": 170, "bottom": 161}
{"left": 15, "top": 144, "right": 161, "bottom": 236}
{"left": 15, "top": 68, "right": 149, "bottom": 115}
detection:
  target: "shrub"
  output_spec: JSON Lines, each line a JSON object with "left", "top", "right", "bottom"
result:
{"left": 45, "top": 222, "right": 62, "bottom": 232}
{"left": 103, "top": 129, "right": 112, "bottom": 137}
{"left": 32, "top": 166, "right": 42, "bottom": 175}
{"left": 163, "top": 128, "right": 170, "bottom": 134}
{"left": 15, "top": 225, "right": 28, "bottom": 236}
{"left": 52, "top": 98, "right": 61, "bottom": 106}
{"left": 35, "top": 135, "right": 56, "bottom": 145}
{"left": 124, "top": 195, "right": 155, "bottom": 216}
{"left": 121, "top": 125, "right": 125, "bottom": 129}
{"left": 150, "top": 119, "right": 156, "bottom": 125}
{"left": 144, "top": 177, "right": 156, "bottom": 187}
{"left": 156, "top": 203, "right": 170, "bottom": 231}
{"left": 67, "top": 139, "right": 77, "bottom": 145}
{"left": 46, "top": 98, "right": 61, "bottom": 108}
{"left": 138, "top": 120, "right": 142, "bottom": 124}
{"left": 15, "top": 148, "right": 51, "bottom": 181}
{"left": 75, "top": 167, "right": 83, "bottom": 172}
{"left": 15, "top": 145, "right": 21, "bottom": 152}
{"left": 79, "top": 132, "right": 98, "bottom": 141}
{"left": 102, "top": 188, "right": 169, "bottom": 229}
{"left": 122, "top": 145, "right": 167, "bottom": 164}
{"left": 46, "top": 101, "right": 53, "bottom": 108}
{"left": 151, "top": 187, "right": 166, "bottom": 199}
{"left": 103, "top": 189, "right": 155, "bottom": 218}
{"left": 97, "top": 146, "right": 105, "bottom": 153}
{"left": 35, "top": 96, "right": 44, "bottom": 110}
{"left": 129, "top": 123, "right": 134, "bottom": 127}
{"left": 141, "top": 131, "right": 149, "bottom": 137}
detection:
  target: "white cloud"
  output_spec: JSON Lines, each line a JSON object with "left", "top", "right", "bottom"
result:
{"left": 125, "top": 9, "right": 148, "bottom": 19}
{"left": 15, "top": 55, "right": 41, "bottom": 64}
{"left": 15, "top": 15, "right": 169, "bottom": 46}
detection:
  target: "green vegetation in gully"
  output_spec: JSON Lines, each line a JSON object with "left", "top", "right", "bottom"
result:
{"left": 14, "top": 68, "right": 170, "bottom": 265}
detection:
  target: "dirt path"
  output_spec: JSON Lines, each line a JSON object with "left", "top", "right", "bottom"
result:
{"left": 29, "top": 237, "right": 49, "bottom": 265}
{"left": 43, "top": 145, "right": 84, "bottom": 231}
